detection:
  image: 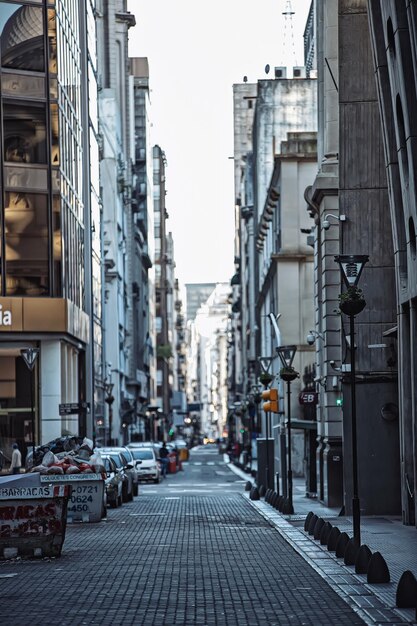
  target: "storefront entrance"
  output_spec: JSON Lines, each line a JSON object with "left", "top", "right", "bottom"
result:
{"left": 0, "top": 346, "right": 38, "bottom": 469}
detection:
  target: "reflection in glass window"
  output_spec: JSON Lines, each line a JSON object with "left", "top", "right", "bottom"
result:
{"left": 0, "top": 4, "right": 45, "bottom": 72}
{"left": 3, "top": 103, "right": 47, "bottom": 164}
{"left": 4, "top": 192, "right": 49, "bottom": 296}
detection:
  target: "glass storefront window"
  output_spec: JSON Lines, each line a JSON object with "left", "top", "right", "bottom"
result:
{"left": 3, "top": 102, "right": 47, "bottom": 164}
{"left": 0, "top": 4, "right": 45, "bottom": 72}
{"left": 52, "top": 193, "right": 62, "bottom": 296}
{"left": 4, "top": 191, "right": 49, "bottom": 296}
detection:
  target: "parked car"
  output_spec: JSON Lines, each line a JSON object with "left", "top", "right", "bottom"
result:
{"left": 101, "top": 454, "right": 123, "bottom": 508}
{"left": 129, "top": 447, "right": 161, "bottom": 483}
{"left": 100, "top": 448, "right": 135, "bottom": 502}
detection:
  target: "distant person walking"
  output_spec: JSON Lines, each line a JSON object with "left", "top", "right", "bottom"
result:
{"left": 159, "top": 442, "right": 169, "bottom": 478}
{"left": 10, "top": 443, "right": 22, "bottom": 474}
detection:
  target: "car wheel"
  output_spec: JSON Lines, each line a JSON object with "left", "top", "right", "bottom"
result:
{"left": 110, "top": 498, "right": 117, "bottom": 509}
{"left": 122, "top": 486, "right": 129, "bottom": 503}
{"left": 154, "top": 477, "right": 160, "bottom": 484}
{"left": 133, "top": 484, "right": 139, "bottom": 497}
{"left": 127, "top": 489, "right": 134, "bottom": 502}
{"left": 117, "top": 494, "right": 123, "bottom": 507}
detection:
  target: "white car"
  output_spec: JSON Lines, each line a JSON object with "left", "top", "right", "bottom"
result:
{"left": 129, "top": 447, "right": 161, "bottom": 483}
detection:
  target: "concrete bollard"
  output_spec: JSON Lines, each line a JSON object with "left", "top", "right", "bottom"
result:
{"left": 320, "top": 521, "right": 333, "bottom": 546}
{"left": 344, "top": 537, "right": 360, "bottom": 565}
{"left": 304, "top": 511, "right": 314, "bottom": 531}
{"left": 327, "top": 526, "right": 341, "bottom": 552}
{"left": 355, "top": 544, "right": 372, "bottom": 574}
{"left": 335, "top": 532, "right": 350, "bottom": 558}
{"left": 396, "top": 570, "right": 417, "bottom": 607}
{"left": 307, "top": 514, "right": 318, "bottom": 535}
{"left": 313, "top": 518, "right": 325, "bottom": 541}
{"left": 367, "top": 551, "right": 390, "bottom": 584}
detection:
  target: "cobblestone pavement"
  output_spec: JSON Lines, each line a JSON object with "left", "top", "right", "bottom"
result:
{"left": 0, "top": 448, "right": 366, "bottom": 626}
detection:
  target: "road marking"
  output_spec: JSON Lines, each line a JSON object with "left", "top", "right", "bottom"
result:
{"left": 164, "top": 497, "right": 180, "bottom": 500}
{"left": 192, "top": 462, "right": 202, "bottom": 465}
{"left": 206, "top": 462, "right": 215, "bottom": 465}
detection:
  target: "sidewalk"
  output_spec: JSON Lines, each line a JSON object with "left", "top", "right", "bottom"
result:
{"left": 228, "top": 460, "right": 417, "bottom": 625}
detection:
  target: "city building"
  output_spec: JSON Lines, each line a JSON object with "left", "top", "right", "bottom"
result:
{"left": 97, "top": 1, "right": 137, "bottom": 444}
{"left": 185, "top": 283, "right": 216, "bottom": 322}
{"left": 192, "top": 284, "right": 230, "bottom": 440}
{"left": 307, "top": 0, "right": 400, "bottom": 514}
{"left": 0, "top": 0, "right": 101, "bottom": 460}
{"left": 230, "top": 68, "right": 317, "bottom": 479}
{"left": 367, "top": 1, "right": 417, "bottom": 525}
{"left": 130, "top": 57, "right": 155, "bottom": 440}
{"left": 153, "top": 145, "right": 171, "bottom": 439}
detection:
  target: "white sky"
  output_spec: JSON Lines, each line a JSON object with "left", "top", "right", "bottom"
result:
{"left": 127, "top": 0, "right": 312, "bottom": 285}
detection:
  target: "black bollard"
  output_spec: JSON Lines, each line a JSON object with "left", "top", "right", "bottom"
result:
{"left": 250, "top": 486, "right": 260, "bottom": 501}
{"left": 265, "top": 489, "right": 272, "bottom": 503}
{"left": 245, "top": 481, "right": 252, "bottom": 491}
{"left": 327, "top": 526, "right": 341, "bottom": 551}
{"left": 313, "top": 518, "right": 325, "bottom": 541}
{"left": 304, "top": 511, "right": 314, "bottom": 532}
{"left": 335, "top": 532, "right": 350, "bottom": 558}
{"left": 271, "top": 492, "right": 279, "bottom": 508}
{"left": 277, "top": 495, "right": 285, "bottom": 511}
{"left": 307, "top": 514, "right": 319, "bottom": 535}
{"left": 355, "top": 544, "right": 372, "bottom": 574}
{"left": 367, "top": 552, "right": 390, "bottom": 584}
{"left": 320, "top": 521, "right": 332, "bottom": 546}
{"left": 282, "top": 497, "right": 294, "bottom": 515}
{"left": 258, "top": 485, "right": 266, "bottom": 498}
{"left": 344, "top": 537, "right": 360, "bottom": 565}
{"left": 396, "top": 570, "right": 417, "bottom": 608}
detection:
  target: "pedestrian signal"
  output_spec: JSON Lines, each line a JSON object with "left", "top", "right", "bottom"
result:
{"left": 262, "top": 388, "right": 279, "bottom": 413}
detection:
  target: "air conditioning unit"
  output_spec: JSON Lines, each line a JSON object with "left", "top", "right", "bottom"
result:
{"left": 274, "top": 66, "right": 287, "bottom": 79}
{"left": 293, "top": 66, "right": 306, "bottom": 79}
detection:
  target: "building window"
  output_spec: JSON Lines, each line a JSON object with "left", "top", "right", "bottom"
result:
{"left": 3, "top": 103, "right": 47, "bottom": 164}
{"left": 0, "top": 4, "right": 45, "bottom": 73}
{"left": 4, "top": 192, "right": 49, "bottom": 296}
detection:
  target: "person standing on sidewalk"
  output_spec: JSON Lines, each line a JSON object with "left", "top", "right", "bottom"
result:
{"left": 10, "top": 443, "right": 22, "bottom": 474}
{"left": 159, "top": 442, "right": 169, "bottom": 478}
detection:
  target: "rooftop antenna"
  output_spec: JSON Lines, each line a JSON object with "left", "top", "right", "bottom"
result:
{"left": 281, "top": 0, "right": 297, "bottom": 68}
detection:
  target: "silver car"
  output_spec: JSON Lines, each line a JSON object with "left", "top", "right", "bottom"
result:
{"left": 129, "top": 446, "right": 161, "bottom": 483}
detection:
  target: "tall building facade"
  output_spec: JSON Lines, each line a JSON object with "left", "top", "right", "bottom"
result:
{"left": 367, "top": 0, "right": 417, "bottom": 525}
{"left": 130, "top": 57, "right": 155, "bottom": 438}
{"left": 0, "top": 0, "right": 100, "bottom": 460}
{"left": 96, "top": 1, "right": 137, "bottom": 444}
{"left": 153, "top": 145, "right": 171, "bottom": 437}
{"left": 308, "top": 0, "right": 400, "bottom": 514}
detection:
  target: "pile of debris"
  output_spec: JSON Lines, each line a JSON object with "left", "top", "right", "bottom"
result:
{"left": 28, "top": 437, "right": 105, "bottom": 476}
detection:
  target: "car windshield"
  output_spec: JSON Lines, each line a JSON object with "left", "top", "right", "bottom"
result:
{"left": 109, "top": 454, "right": 122, "bottom": 468}
{"left": 131, "top": 449, "right": 153, "bottom": 460}
{"left": 103, "top": 458, "right": 112, "bottom": 473}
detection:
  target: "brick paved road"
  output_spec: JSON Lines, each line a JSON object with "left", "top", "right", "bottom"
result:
{"left": 0, "top": 447, "right": 365, "bottom": 626}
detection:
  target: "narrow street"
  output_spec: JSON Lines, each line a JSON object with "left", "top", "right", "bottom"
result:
{"left": 0, "top": 447, "right": 365, "bottom": 626}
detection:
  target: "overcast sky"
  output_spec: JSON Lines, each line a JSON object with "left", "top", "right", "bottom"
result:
{"left": 127, "top": 0, "right": 312, "bottom": 286}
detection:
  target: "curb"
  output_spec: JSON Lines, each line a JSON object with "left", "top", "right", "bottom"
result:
{"left": 243, "top": 493, "right": 417, "bottom": 626}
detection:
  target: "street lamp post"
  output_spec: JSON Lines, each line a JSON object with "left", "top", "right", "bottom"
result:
{"left": 104, "top": 381, "right": 114, "bottom": 445}
{"left": 20, "top": 347, "right": 39, "bottom": 463}
{"left": 335, "top": 254, "right": 369, "bottom": 546}
{"left": 276, "top": 345, "right": 298, "bottom": 515}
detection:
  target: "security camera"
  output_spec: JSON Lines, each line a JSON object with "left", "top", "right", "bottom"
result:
{"left": 322, "top": 219, "right": 330, "bottom": 230}
{"left": 307, "top": 333, "right": 315, "bottom": 345}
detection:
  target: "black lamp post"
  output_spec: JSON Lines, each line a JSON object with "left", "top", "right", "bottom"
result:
{"left": 335, "top": 254, "right": 369, "bottom": 546}
{"left": 20, "top": 347, "right": 39, "bottom": 463}
{"left": 276, "top": 344, "right": 298, "bottom": 515}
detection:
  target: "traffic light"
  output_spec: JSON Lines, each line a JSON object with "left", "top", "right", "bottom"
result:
{"left": 336, "top": 397, "right": 343, "bottom": 407}
{"left": 261, "top": 388, "right": 279, "bottom": 413}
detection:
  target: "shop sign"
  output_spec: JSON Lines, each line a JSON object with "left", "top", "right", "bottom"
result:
{"left": 299, "top": 391, "right": 318, "bottom": 405}
{"left": 0, "top": 305, "right": 12, "bottom": 326}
